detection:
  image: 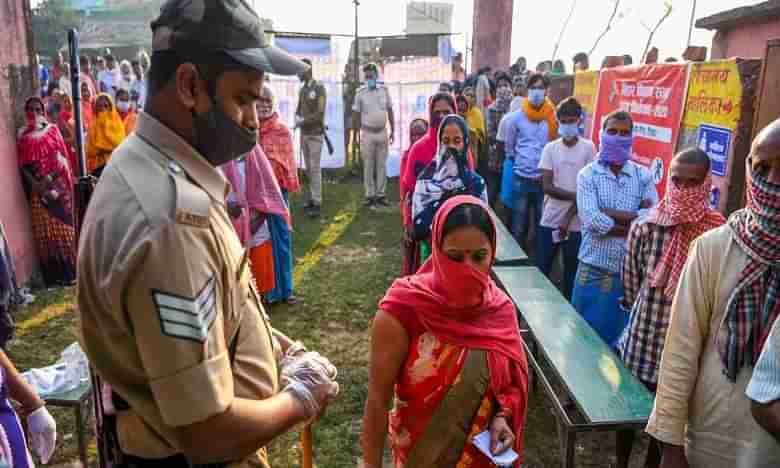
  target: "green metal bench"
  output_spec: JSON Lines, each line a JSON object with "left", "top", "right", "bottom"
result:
{"left": 493, "top": 266, "right": 654, "bottom": 468}
{"left": 489, "top": 209, "right": 529, "bottom": 266}
{"left": 45, "top": 382, "right": 92, "bottom": 467}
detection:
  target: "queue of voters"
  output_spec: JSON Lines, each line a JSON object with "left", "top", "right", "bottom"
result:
{"left": 2, "top": 0, "right": 780, "bottom": 467}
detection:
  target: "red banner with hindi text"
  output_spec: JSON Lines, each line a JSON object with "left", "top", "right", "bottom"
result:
{"left": 591, "top": 64, "right": 689, "bottom": 197}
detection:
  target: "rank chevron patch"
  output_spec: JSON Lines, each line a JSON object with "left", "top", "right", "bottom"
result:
{"left": 152, "top": 276, "right": 217, "bottom": 343}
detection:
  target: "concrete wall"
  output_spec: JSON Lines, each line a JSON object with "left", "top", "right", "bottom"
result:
{"left": 471, "top": 0, "right": 513, "bottom": 73}
{"left": 712, "top": 20, "right": 780, "bottom": 59}
{"left": 0, "top": 0, "right": 38, "bottom": 283}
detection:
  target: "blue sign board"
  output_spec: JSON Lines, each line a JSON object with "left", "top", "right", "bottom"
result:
{"left": 697, "top": 124, "right": 732, "bottom": 177}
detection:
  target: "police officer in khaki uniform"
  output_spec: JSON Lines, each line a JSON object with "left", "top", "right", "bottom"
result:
{"left": 295, "top": 59, "right": 327, "bottom": 218}
{"left": 77, "top": 2, "right": 339, "bottom": 467}
{"left": 353, "top": 63, "right": 395, "bottom": 208}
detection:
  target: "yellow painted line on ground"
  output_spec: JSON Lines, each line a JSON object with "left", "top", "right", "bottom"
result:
{"left": 293, "top": 201, "right": 359, "bottom": 286}
{"left": 16, "top": 304, "right": 73, "bottom": 337}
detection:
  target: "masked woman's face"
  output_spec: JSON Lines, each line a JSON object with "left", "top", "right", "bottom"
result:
{"left": 440, "top": 122, "right": 465, "bottom": 153}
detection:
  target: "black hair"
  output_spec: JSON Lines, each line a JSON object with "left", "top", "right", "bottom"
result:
{"left": 439, "top": 81, "right": 453, "bottom": 91}
{"left": 553, "top": 59, "right": 566, "bottom": 73}
{"left": 623, "top": 54, "right": 634, "bottom": 65}
{"left": 131, "top": 59, "right": 140, "bottom": 66}
{"left": 676, "top": 147, "right": 711, "bottom": 171}
{"left": 573, "top": 52, "right": 588, "bottom": 63}
{"left": 603, "top": 110, "right": 633, "bottom": 131}
{"left": 429, "top": 92, "right": 456, "bottom": 119}
{"left": 115, "top": 88, "right": 130, "bottom": 99}
{"left": 104, "top": 54, "right": 115, "bottom": 62}
{"left": 79, "top": 55, "right": 90, "bottom": 66}
{"left": 441, "top": 202, "right": 494, "bottom": 245}
{"left": 557, "top": 97, "right": 583, "bottom": 119}
{"left": 146, "top": 50, "right": 256, "bottom": 99}
{"left": 363, "top": 62, "right": 378, "bottom": 73}
{"left": 527, "top": 73, "right": 551, "bottom": 89}
{"left": 495, "top": 72, "right": 513, "bottom": 87}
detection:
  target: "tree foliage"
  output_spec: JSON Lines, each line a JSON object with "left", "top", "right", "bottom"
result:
{"left": 31, "top": 0, "right": 83, "bottom": 59}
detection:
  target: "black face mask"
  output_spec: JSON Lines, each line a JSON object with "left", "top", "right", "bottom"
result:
{"left": 192, "top": 86, "right": 258, "bottom": 167}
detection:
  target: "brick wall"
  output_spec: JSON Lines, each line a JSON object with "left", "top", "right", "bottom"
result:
{"left": 711, "top": 20, "right": 780, "bottom": 60}
{"left": 0, "top": 0, "right": 37, "bottom": 283}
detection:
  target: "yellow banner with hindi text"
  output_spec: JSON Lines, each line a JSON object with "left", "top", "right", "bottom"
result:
{"left": 682, "top": 60, "right": 742, "bottom": 130}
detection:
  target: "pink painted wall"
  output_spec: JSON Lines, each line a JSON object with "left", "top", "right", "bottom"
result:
{"left": 712, "top": 20, "right": 780, "bottom": 59}
{"left": 0, "top": 0, "right": 37, "bottom": 283}
{"left": 471, "top": 0, "right": 514, "bottom": 73}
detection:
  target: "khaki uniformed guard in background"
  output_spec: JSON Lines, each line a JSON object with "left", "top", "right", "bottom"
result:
{"left": 295, "top": 59, "right": 326, "bottom": 218}
{"left": 77, "top": 1, "right": 339, "bottom": 467}
{"left": 353, "top": 63, "right": 395, "bottom": 209}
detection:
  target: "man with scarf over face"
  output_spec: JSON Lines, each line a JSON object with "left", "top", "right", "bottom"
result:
{"left": 574, "top": 111, "right": 657, "bottom": 348}
{"left": 647, "top": 119, "right": 780, "bottom": 468}
{"left": 76, "top": 2, "right": 339, "bottom": 467}
{"left": 617, "top": 148, "right": 725, "bottom": 468}
{"left": 485, "top": 73, "right": 514, "bottom": 207}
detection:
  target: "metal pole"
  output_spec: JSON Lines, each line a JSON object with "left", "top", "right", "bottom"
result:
{"left": 68, "top": 29, "right": 86, "bottom": 180}
{"left": 353, "top": 0, "right": 361, "bottom": 173}
{"left": 687, "top": 0, "right": 698, "bottom": 47}
{"left": 354, "top": 0, "right": 360, "bottom": 84}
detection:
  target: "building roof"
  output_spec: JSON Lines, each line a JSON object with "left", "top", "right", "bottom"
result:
{"left": 696, "top": 0, "right": 780, "bottom": 31}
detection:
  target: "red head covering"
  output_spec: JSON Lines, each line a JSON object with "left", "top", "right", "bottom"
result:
{"left": 400, "top": 93, "right": 456, "bottom": 197}
{"left": 381, "top": 195, "right": 529, "bottom": 459}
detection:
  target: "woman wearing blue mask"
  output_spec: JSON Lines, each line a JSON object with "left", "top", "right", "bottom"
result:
{"left": 503, "top": 73, "right": 558, "bottom": 250}
{"left": 537, "top": 97, "right": 597, "bottom": 300}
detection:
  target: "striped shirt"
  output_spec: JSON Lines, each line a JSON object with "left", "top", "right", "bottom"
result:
{"left": 747, "top": 317, "right": 780, "bottom": 404}
{"left": 577, "top": 160, "right": 658, "bottom": 274}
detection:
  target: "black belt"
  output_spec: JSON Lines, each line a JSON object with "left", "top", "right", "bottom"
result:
{"left": 515, "top": 175, "right": 542, "bottom": 185}
{"left": 123, "top": 454, "right": 228, "bottom": 468}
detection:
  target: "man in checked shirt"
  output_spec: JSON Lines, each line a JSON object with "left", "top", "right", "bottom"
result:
{"left": 616, "top": 148, "right": 724, "bottom": 467}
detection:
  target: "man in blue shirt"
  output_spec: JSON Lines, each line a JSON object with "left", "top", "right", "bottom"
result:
{"left": 574, "top": 111, "right": 658, "bottom": 347}
{"left": 504, "top": 73, "right": 557, "bottom": 249}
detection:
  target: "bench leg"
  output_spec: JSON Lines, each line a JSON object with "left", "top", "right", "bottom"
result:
{"left": 558, "top": 424, "right": 576, "bottom": 468}
{"left": 616, "top": 429, "right": 635, "bottom": 468}
{"left": 76, "top": 404, "right": 87, "bottom": 467}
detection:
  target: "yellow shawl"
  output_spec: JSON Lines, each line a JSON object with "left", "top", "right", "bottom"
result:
{"left": 464, "top": 106, "right": 486, "bottom": 145}
{"left": 87, "top": 93, "right": 126, "bottom": 173}
{"left": 522, "top": 97, "right": 559, "bottom": 140}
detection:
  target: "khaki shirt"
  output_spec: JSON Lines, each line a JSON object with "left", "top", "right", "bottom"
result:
{"left": 295, "top": 79, "right": 326, "bottom": 135}
{"left": 646, "top": 225, "right": 780, "bottom": 467}
{"left": 353, "top": 85, "right": 392, "bottom": 130}
{"left": 77, "top": 112, "right": 278, "bottom": 467}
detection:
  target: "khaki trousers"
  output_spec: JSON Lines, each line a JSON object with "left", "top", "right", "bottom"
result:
{"left": 301, "top": 134, "right": 323, "bottom": 205}
{"left": 360, "top": 129, "right": 388, "bottom": 199}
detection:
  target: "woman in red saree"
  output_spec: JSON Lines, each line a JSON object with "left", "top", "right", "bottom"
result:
{"left": 17, "top": 96, "right": 76, "bottom": 287}
{"left": 363, "top": 195, "right": 529, "bottom": 468}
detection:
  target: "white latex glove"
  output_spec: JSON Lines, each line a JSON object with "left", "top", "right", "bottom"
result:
{"left": 27, "top": 406, "right": 56, "bottom": 464}
{"left": 294, "top": 115, "right": 304, "bottom": 127}
{"left": 281, "top": 352, "right": 339, "bottom": 420}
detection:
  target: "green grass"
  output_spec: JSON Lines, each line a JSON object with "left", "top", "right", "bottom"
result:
{"left": 7, "top": 173, "right": 650, "bottom": 467}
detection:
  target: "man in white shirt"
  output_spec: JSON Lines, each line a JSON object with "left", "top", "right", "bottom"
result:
{"left": 97, "top": 54, "right": 119, "bottom": 99}
{"left": 537, "top": 97, "right": 596, "bottom": 300}
{"left": 130, "top": 60, "right": 147, "bottom": 109}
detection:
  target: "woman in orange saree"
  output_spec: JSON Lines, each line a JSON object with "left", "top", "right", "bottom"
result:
{"left": 362, "top": 195, "right": 529, "bottom": 468}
